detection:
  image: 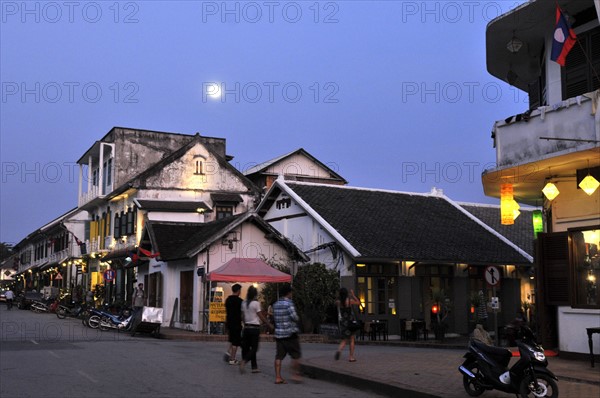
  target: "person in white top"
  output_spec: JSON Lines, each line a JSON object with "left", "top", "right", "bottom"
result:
{"left": 5, "top": 288, "right": 15, "bottom": 310}
{"left": 239, "top": 285, "right": 272, "bottom": 374}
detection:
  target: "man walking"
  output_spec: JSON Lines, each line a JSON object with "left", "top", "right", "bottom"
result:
{"left": 5, "top": 288, "right": 15, "bottom": 310}
{"left": 272, "top": 284, "right": 302, "bottom": 384}
{"left": 224, "top": 284, "right": 243, "bottom": 365}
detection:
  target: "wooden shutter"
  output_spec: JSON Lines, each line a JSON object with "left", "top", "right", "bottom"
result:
{"left": 537, "top": 232, "right": 570, "bottom": 305}
{"left": 563, "top": 26, "right": 600, "bottom": 99}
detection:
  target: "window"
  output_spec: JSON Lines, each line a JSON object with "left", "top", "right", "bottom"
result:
{"left": 356, "top": 274, "right": 396, "bottom": 316}
{"left": 92, "top": 169, "right": 99, "bottom": 187}
{"left": 570, "top": 227, "right": 600, "bottom": 308}
{"left": 114, "top": 213, "right": 121, "bottom": 238}
{"left": 126, "top": 209, "right": 135, "bottom": 235}
{"left": 216, "top": 205, "right": 233, "bottom": 220}
{"left": 193, "top": 155, "right": 206, "bottom": 175}
{"left": 562, "top": 25, "right": 600, "bottom": 99}
{"left": 103, "top": 158, "right": 113, "bottom": 191}
{"left": 120, "top": 211, "right": 127, "bottom": 236}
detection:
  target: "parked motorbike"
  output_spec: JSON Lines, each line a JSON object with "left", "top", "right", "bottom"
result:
{"left": 84, "top": 308, "right": 104, "bottom": 329}
{"left": 56, "top": 301, "right": 88, "bottom": 319}
{"left": 30, "top": 297, "right": 58, "bottom": 313}
{"left": 97, "top": 308, "right": 136, "bottom": 331}
{"left": 458, "top": 325, "right": 558, "bottom": 398}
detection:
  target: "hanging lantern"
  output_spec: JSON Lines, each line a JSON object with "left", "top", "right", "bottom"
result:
{"left": 542, "top": 182, "right": 559, "bottom": 200}
{"left": 500, "top": 183, "right": 514, "bottom": 225}
{"left": 579, "top": 174, "right": 600, "bottom": 195}
{"left": 532, "top": 210, "right": 544, "bottom": 238}
{"left": 511, "top": 199, "right": 521, "bottom": 220}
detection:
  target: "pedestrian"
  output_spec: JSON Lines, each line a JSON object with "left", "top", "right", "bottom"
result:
{"left": 132, "top": 283, "right": 146, "bottom": 312}
{"left": 272, "top": 283, "right": 302, "bottom": 384}
{"left": 224, "top": 283, "right": 243, "bottom": 365}
{"left": 334, "top": 287, "right": 361, "bottom": 362}
{"left": 505, "top": 310, "right": 527, "bottom": 346}
{"left": 5, "top": 288, "right": 15, "bottom": 310}
{"left": 239, "top": 285, "right": 272, "bottom": 374}
{"left": 472, "top": 323, "right": 493, "bottom": 345}
{"left": 85, "top": 290, "right": 94, "bottom": 307}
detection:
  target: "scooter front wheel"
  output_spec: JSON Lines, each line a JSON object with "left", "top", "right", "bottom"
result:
{"left": 56, "top": 308, "right": 67, "bottom": 319}
{"left": 462, "top": 362, "right": 485, "bottom": 397}
{"left": 519, "top": 373, "right": 558, "bottom": 398}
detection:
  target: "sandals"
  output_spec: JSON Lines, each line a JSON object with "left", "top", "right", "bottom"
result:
{"left": 274, "top": 379, "right": 287, "bottom": 384}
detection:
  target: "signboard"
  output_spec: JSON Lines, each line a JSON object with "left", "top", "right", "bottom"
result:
{"left": 484, "top": 265, "right": 501, "bottom": 286}
{"left": 209, "top": 302, "right": 226, "bottom": 322}
{"left": 103, "top": 269, "right": 115, "bottom": 282}
{"left": 54, "top": 273, "right": 63, "bottom": 280}
{"left": 490, "top": 297, "right": 500, "bottom": 310}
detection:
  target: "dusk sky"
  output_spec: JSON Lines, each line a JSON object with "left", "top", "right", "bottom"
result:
{"left": 0, "top": 0, "right": 529, "bottom": 245}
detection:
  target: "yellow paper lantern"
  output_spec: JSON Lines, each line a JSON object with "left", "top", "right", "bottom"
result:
{"left": 542, "top": 182, "right": 559, "bottom": 201}
{"left": 579, "top": 175, "right": 600, "bottom": 195}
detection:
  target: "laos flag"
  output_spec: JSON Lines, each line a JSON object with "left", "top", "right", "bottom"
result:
{"left": 551, "top": 6, "right": 576, "bottom": 66}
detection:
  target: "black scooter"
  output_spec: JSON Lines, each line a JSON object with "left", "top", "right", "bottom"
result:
{"left": 458, "top": 325, "right": 558, "bottom": 398}
{"left": 56, "top": 301, "right": 88, "bottom": 319}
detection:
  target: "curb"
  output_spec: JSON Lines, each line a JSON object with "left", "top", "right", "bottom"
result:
{"left": 301, "top": 363, "right": 440, "bottom": 398}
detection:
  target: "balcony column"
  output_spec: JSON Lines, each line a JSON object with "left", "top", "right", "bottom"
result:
{"left": 78, "top": 164, "right": 83, "bottom": 204}
{"left": 87, "top": 155, "right": 93, "bottom": 197}
{"left": 99, "top": 144, "right": 105, "bottom": 196}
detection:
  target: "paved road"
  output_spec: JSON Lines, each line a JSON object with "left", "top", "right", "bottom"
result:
{"left": 0, "top": 306, "right": 383, "bottom": 397}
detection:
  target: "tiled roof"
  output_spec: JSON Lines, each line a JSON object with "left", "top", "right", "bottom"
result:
{"left": 136, "top": 200, "right": 210, "bottom": 212}
{"left": 284, "top": 182, "right": 531, "bottom": 265}
{"left": 148, "top": 214, "right": 244, "bottom": 261}
{"left": 210, "top": 193, "right": 243, "bottom": 203}
{"left": 458, "top": 203, "right": 536, "bottom": 257}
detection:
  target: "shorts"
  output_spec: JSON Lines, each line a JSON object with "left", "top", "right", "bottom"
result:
{"left": 228, "top": 326, "right": 242, "bottom": 346}
{"left": 275, "top": 334, "right": 301, "bottom": 360}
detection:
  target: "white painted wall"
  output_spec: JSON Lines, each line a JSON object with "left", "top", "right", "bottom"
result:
{"left": 557, "top": 307, "right": 600, "bottom": 354}
{"left": 263, "top": 191, "right": 353, "bottom": 276}
{"left": 263, "top": 152, "right": 335, "bottom": 179}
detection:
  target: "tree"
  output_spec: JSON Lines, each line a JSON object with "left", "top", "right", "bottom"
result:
{"left": 0, "top": 242, "right": 14, "bottom": 262}
{"left": 259, "top": 259, "right": 291, "bottom": 311}
{"left": 291, "top": 263, "right": 340, "bottom": 333}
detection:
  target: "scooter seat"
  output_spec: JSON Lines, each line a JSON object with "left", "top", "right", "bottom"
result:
{"left": 471, "top": 339, "right": 512, "bottom": 368}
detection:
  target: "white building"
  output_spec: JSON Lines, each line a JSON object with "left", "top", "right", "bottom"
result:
{"left": 482, "top": 0, "right": 600, "bottom": 357}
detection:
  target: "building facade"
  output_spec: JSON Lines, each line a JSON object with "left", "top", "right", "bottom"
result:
{"left": 481, "top": 0, "right": 600, "bottom": 356}
{"left": 258, "top": 179, "right": 535, "bottom": 336}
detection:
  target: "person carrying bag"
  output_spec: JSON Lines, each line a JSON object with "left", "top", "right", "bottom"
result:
{"left": 335, "top": 287, "right": 362, "bottom": 362}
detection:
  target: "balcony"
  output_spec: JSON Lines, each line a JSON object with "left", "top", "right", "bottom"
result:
{"left": 483, "top": 91, "right": 600, "bottom": 204}
{"left": 494, "top": 92, "right": 598, "bottom": 168}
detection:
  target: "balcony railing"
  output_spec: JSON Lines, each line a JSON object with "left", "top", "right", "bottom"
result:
{"left": 78, "top": 185, "right": 102, "bottom": 207}
{"left": 493, "top": 91, "right": 599, "bottom": 168}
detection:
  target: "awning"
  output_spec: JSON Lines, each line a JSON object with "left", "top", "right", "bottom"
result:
{"left": 102, "top": 246, "right": 137, "bottom": 261}
{"left": 206, "top": 258, "right": 292, "bottom": 282}
{"left": 211, "top": 193, "right": 243, "bottom": 203}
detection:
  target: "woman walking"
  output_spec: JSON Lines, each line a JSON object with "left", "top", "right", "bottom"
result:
{"left": 239, "top": 286, "right": 271, "bottom": 373}
{"left": 335, "top": 287, "right": 361, "bottom": 362}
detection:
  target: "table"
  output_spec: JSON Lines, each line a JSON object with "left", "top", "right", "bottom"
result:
{"left": 586, "top": 327, "right": 600, "bottom": 367}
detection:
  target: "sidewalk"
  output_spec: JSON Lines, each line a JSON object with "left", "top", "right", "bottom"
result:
{"left": 160, "top": 328, "right": 600, "bottom": 398}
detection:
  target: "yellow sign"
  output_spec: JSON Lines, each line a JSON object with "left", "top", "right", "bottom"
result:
{"left": 209, "top": 302, "right": 226, "bottom": 322}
